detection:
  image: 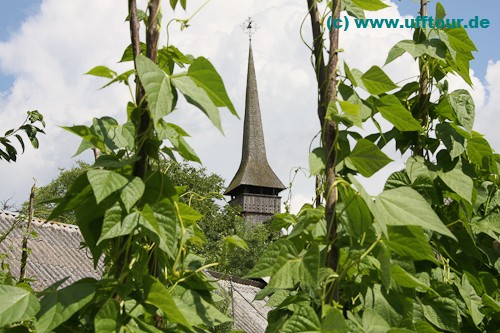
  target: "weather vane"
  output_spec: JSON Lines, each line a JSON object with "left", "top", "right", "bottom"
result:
{"left": 241, "top": 16, "right": 259, "bottom": 41}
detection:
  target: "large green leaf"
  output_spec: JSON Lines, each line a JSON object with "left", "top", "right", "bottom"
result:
{"left": 456, "top": 275, "right": 484, "bottom": 327}
{"left": 376, "top": 95, "right": 422, "bottom": 132}
{"left": 309, "top": 147, "right": 326, "bottom": 176}
{"left": 361, "top": 66, "right": 398, "bottom": 95}
{"left": 345, "top": 139, "right": 392, "bottom": 177}
{"left": 420, "top": 296, "right": 460, "bottom": 333}
{"left": 374, "top": 187, "right": 456, "bottom": 240}
{"left": 435, "top": 123, "right": 467, "bottom": 159}
{"left": 188, "top": 57, "right": 237, "bottom": 116}
{"left": 36, "top": 279, "right": 96, "bottom": 333}
{"left": 281, "top": 306, "right": 321, "bottom": 333}
{"left": 467, "top": 132, "right": 492, "bottom": 167}
{"left": 171, "top": 75, "right": 222, "bottom": 132}
{"left": 121, "top": 177, "right": 145, "bottom": 212}
{"left": 98, "top": 206, "right": 140, "bottom": 244}
{"left": 385, "top": 226, "right": 438, "bottom": 263}
{"left": 438, "top": 168, "right": 473, "bottom": 203}
{"left": 143, "top": 276, "right": 192, "bottom": 330}
{"left": 361, "top": 309, "right": 391, "bottom": 333}
{"left": 449, "top": 90, "right": 475, "bottom": 132}
{"left": 172, "top": 287, "right": 232, "bottom": 328}
{"left": 87, "top": 169, "right": 128, "bottom": 204}
{"left": 94, "top": 299, "right": 120, "bottom": 333}
{"left": 391, "top": 265, "right": 431, "bottom": 291}
{"left": 63, "top": 125, "right": 106, "bottom": 152}
{"left": 135, "top": 54, "right": 174, "bottom": 124}
{"left": 445, "top": 27, "right": 477, "bottom": 52}
{"left": 245, "top": 240, "right": 296, "bottom": 278}
{"left": 0, "top": 285, "right": 40, "bottom": 327}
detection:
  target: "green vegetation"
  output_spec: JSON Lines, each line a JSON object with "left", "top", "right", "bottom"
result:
{"left": 0, "top": 0, "right": 499, "bottom": 332}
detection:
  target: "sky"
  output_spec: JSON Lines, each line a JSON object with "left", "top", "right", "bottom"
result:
{"left": 0, "top": 0, "right": 498, "bottom": 213}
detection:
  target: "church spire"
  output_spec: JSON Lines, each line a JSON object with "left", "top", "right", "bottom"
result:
{"left": 224, "top": 42, "right": 285, "bottom": 197}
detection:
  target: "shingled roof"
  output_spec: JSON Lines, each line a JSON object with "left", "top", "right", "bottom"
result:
{"left": 225, "top": 44, "right": 285, "bottom": 196}
{"left": 0, "top": 210, "right": 270, "bottom": 332}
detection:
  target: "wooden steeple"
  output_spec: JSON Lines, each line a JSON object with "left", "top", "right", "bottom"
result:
{"left": 225, "top": 41, "right": 285, "bottom": 223}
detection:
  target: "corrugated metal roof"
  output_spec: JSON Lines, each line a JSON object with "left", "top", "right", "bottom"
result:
{"left": 0, "top": 210, "right": 102, "bottom": 290}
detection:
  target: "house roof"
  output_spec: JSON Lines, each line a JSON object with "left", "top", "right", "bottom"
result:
{"left": 225, "top": 43, "right": 285, "bottom": 196}
{"left": 0, "top": 210, "right": 102, "bottom": 290}
{"left": 0, "top": 210, "right": 270, "bottom": 332}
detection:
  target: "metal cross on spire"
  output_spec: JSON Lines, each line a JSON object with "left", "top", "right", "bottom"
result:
{"left": 241, "top": 17, "right": 259, "bottom": 41}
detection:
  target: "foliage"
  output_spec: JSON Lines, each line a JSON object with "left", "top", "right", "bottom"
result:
{"left": 0, "top": 110, "right": 45, "bottom": 162}
{"left": 245, "top": 1, "right": 500, "bottom": 332}
{"left": 162, "top": 161, "right": 278, "bottom": 277}
{"left": 0, "top": 0, "right": 244, "bottom": 331}
{"left": 27, "top": 158, "right": 273, "bottom": 277}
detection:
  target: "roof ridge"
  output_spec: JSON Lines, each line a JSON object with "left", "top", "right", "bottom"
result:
{"left": 0, "top": 210, "right": 80, "bottom": 231}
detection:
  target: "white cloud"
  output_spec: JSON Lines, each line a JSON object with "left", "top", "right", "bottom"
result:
{"left": 0, "top": 0, "right": 497, "bottom": 212}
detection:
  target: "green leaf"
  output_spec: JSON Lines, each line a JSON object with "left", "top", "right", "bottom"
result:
{"left": 344, "top": 61, "right": 357, "bottom": 86}
{"left": 438, "top": 168, "right": 473, "bottom": 203}
{"left": 188, "top": 57, "right": 237, "bottom": 116}
{"left": 420, "top": 296, "right": 460, "bottom": 333}
{"left": 435, "top": 123, "right": 467, "bottom": 159}
{"left": 482, "top": 294, "right": 500, "bottom": 312}
{"left": 352, "top": 0, "right": 388, "bottom": 11}
{"left": 94, "top": 299, "right": 120, "bottom": 333}
{"left": 376, "top": 95, "right": 422, "bottom": 132}
{"left": 245, "top": 240, "right": 296, "bottom": 278}
{"left": 36, "top": 279, "right": 96, "bottom": 333}
{"left": 86, "top": 65, "right": 116, "bottom": 79}
{"left": 360, "top": 66, "right": 398, "bottom": 95}
{"left": 322, "top": 306, "right": 349, "bottom": 332}
{"left": 135, "top": 54, "right": 174, "bottom": 124}
{"left": 436, "top": 2, "right": 446, "bottom": 20}
{"left": 385, "top": 43, "right": 407, "bottom": 65}
{"left": 309, "top": 147, "right": 326, "bottom": 176}
{"left": 172, "top": 287, "right": 232, "bottom": 328}
{"left": 374, "top": 187, "right": 456, "bottom": 240}
{"left": 172, "top": 75, "right": 222, "bottom": 132}
{"left": 449, "top": 89, "right": 475, "bottom": 132}
{"left": 0, "top": 285, "right": 40, "bottom": 327}
{"left": 120, "top": 42, "right": 147, "bottom": 62}
{"left": 143, "top": 276, "right": 193, "bottom": 330}
{"left": 281, "top": 306, "right": 320, "bottom": 333}
{"left": 445, "top": 27, "right": 477, "bottom": 52}
{"left": 391, "top": 264, "right": 431, "bottom": 291}
{"left": 467, "top": 133, "right": 493, "bottom": 167}
{"left": 87, "top": 169, "right": 128, "bottom": 204}
{"left": 224, "top": 235, "right": 250, "bottom": 251}
{"left": 121, "top": 177, "right": 145, "bottom": 212}
{"left": 300, "top": 243, "right": 320, "bottom": 286}
{"left": 339, "top": 100, "right": 362, "bottom": 128}
{"left": 170, "top": 135, "right": 201, "bottom": 163}
{"left": 62, "top": 125, "right": 106, "bottom": 152}
{"left": 98, "top": 206, "right": 139, "bottom": 244}
{"left": 338, "top": 185, "right": 372, "bottom": 238}
{"left": 345, "top": 139, "right": 392, "bottom": 177}
{"left": 456, "top": 275, "right": 484, "bottom": 327}
{"left": 362, "top": 309, "right": 390, "bottom": 333}
{"left": 385, "top": 226, "right": 438, "bottom": 263}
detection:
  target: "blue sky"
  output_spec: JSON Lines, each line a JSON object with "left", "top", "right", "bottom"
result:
{"left": 0, "top": 0, "right": 42, "bottom": 91}
{"left": 0, "top": 0, "right": 498, "bottom": 210}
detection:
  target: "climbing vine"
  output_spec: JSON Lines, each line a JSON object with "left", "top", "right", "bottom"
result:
{"left": 246, "top": 0, "right": 500, "bottom": 332}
